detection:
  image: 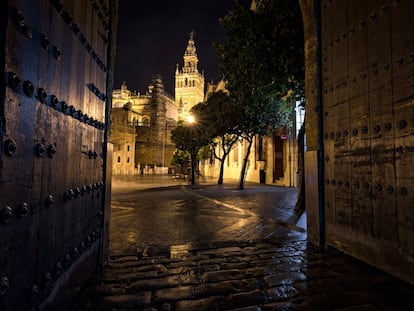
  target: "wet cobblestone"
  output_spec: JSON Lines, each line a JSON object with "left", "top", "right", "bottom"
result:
{"left": 72, "top": 240, "right": 414, "bottom": 310}
{"left": 71, "top": 177, "right": 414, "bottom": 310}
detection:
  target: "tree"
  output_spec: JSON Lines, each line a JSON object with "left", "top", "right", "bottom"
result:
{"left": 171, "top": 149, "right": 190, "bottom": 177}
{"left": 215, "top": 0, "right": 304, "bottom": 189}
{"left": 191, "top": 91, "right": 242, "bottom": 184}
{"left": 171, "top": 120, "right": 211, "bottom": 185}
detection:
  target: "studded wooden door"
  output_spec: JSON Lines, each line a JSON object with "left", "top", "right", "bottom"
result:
{"left": 0, "top": 0, "right": 116, "bottom": 309}
{"left": 321, "top": 0, "right": 414, "bottom": 284}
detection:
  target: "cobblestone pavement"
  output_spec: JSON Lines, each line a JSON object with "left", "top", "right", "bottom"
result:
{"left": 71, "top": 176, "right": 414, "bottom": 310}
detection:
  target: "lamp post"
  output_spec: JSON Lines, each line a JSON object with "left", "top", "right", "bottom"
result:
{"left": 186, "top": 115, "right": 197, "bottom": 185}
{"left": 161, "top": 119, "right": 166, "bottom": 171}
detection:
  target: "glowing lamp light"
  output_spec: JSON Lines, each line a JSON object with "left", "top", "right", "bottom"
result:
{"left": 187, "top": 115, "right": 195, "bottom": 124}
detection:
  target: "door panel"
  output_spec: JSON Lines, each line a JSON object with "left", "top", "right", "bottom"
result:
{"left": 0, "top": 0, "right": 114, "bottom": 309}
{"left": 322, "top": 0, "right": 414, "bottom": 285}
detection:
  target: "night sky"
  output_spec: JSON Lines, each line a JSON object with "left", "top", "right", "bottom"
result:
{"left": 114, "top": 0, "right": 235, "bottom": 96}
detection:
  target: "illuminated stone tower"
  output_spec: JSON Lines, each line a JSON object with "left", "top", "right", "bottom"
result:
{"left": 175, "top": 31, "right": 205, "bottom": 120}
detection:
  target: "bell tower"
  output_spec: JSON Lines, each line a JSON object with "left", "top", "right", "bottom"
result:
{"left": 175, "top": 31, "right": 205, "bottom": 120}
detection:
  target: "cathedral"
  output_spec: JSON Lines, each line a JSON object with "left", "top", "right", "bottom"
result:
{"left": 110, "top": 32, "right": 205, "bottom": 174}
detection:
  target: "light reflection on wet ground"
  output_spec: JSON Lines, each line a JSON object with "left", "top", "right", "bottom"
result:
{"left": 71, "top": 176, "right": 414, "bottom": 311}
{"left": 72, "top": 176, "right": 414, "bottom": 311}
{"left": 109, "top": 175, "right": 306, "bottom": 255}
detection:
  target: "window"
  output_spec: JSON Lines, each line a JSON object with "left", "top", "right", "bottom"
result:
{"left": 117, "top": 156, "right": 121, "bottom": 163}
{"left": 127, "top": 157, "right": 130, "bottom": 163}
{"left": 127, "top": 145, "right": 130, "bottom": 151}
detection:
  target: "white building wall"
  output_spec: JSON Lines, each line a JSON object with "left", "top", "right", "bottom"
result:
{"left": 113, "top": 141, "right": 135, "bottom": 175}
{"left": 200, "top": 134, "right": 299, "bottom": 187}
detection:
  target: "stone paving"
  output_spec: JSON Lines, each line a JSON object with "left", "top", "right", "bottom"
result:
{"left": 72, "top": 239, "right": 414, "bottom": 311}
{"left": 71, "top": 176, "right": 414, "bottom": 310}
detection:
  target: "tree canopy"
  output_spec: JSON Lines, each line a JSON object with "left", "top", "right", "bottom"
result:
{"left": 214, "top": 0, "right": 304, "bottom": 189}
{"left": 191, "top": 91, "right": 241, "bottom": 184}
{"left": 216, "top": 0, "right": 304, "bottom": 101}
{"left": 171, "top": 119, "right": 211, "bottom": 185}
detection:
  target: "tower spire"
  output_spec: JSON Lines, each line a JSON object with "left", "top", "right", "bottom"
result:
{"left": 175, "top": 31, "right": 205, "bottom": 121}
{"left": 184, "top": 30, "right": 198, "bottom": 60}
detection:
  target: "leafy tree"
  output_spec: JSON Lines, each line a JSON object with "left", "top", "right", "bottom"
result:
{"left": 191, "top": 91, "right": 242, "bottom": 184}
{"left": 214, "top": 0, "right": 304, "bottom": 189}
{"left": 171, "top": 120, "right": 211, "bottom": 185}
{"left": 197, "top": 145, "right": 212, "bottom": 163}
{"left": 171, "top": 149, "right": 190, "bottom": 176}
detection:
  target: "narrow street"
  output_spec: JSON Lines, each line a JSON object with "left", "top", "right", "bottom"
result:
{"left": 72, "top": 176, "right": 414, "bottom": 310}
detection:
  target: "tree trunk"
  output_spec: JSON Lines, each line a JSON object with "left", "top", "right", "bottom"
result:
{"left": 295, "top": 123, "right": 305, "bottom": 210}
{"left": 190, "top": 153, "right": 196, "bottom": 185}
{"left": 214, "top": 135, "right": 239, "bottom": 185}
{"left": 218, "top": 157, "right": 225, "bottom": 184}
{"left": 238, "top": 138, "right": 253, "bottom": 190}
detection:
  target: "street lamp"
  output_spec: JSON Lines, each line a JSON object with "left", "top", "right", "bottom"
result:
{"left": 186, "top": 115, "right": 195, "bottom": 124}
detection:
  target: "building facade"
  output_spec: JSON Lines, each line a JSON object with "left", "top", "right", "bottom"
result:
{"left": 200, "top": 119, "right": 302, "bottom": 187}
{"left": 111, "top": 32, "right": 207, "bottom": 174}
{"left": 200, "top": 81, "right": 303, "bottom": 188}
{"left": 111, "top": 78, "right": 178, "bottom": 174}
{"left": 110, "top": 105, "right": 138, "bottom": 175}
